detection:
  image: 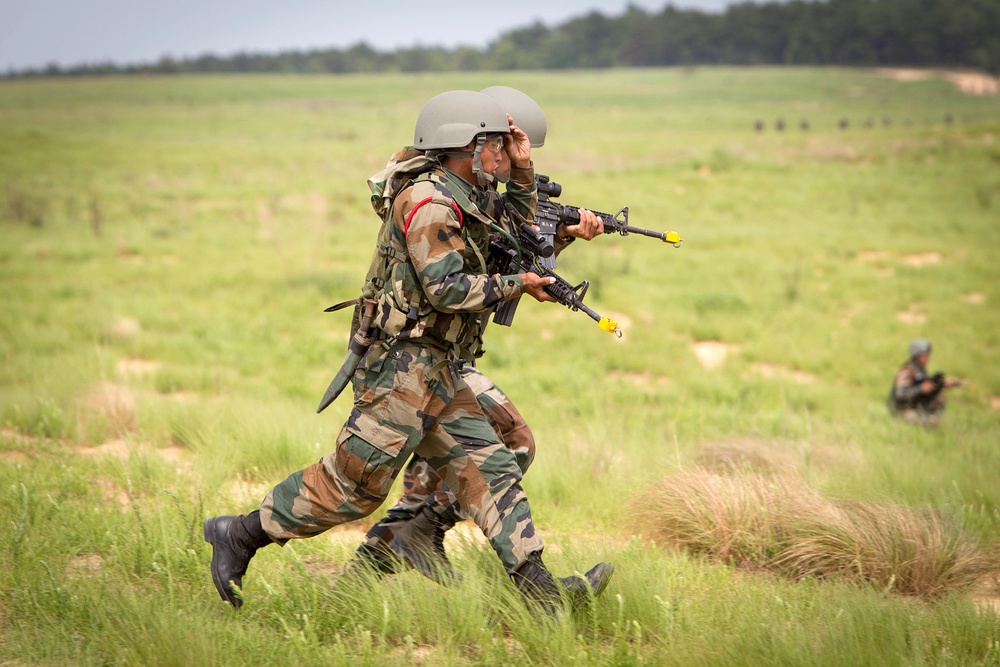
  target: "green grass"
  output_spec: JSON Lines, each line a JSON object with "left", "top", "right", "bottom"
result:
{"left": 1, "top": 67, "right": 999, "bottom": 665}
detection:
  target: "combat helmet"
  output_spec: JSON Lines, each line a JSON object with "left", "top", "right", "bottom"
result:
{"left": 909, "top": 337, "right": 932, "bottom": 358}
{"left": 480, "top": 86, "right": 547, "bottom": 148}
{"left": 413, "top": 90, "right": 509, "bottom": 187}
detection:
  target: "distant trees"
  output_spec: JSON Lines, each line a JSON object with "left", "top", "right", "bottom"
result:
{"left": 7, "top": 0, "right": 999, "bottom": 78}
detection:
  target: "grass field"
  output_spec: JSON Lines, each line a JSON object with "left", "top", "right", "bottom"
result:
{"left": 1, "top": 67, "right": 999, "bottom": 665}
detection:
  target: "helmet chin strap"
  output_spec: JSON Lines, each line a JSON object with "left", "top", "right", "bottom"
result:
{"left": 472, "top": 138, "right": 494, "bottom": 187}
{"left": 441, "top": 137, "right": 498, "bottom": 187}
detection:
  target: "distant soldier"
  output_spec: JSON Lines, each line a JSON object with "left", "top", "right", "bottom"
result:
{"left": 887, "top": 338, "right": 961, "bottom": 427}
{"left": 839, "top": 117, "right": 849, "bottom": 130}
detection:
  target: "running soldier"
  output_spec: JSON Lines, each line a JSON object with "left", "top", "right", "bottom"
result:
{"left": 351, "top": 86, "right": 605, "bottom": 585}
{"left": 203, "top": 90, "right": 613, "bottom": 614}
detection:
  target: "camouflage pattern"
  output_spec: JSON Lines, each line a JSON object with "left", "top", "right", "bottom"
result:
{"left": 887, "top": 358, "right": 947, "bottom": 426}
{"left": 361, "top": 159, "right": 549, "bottom": 553}
{"left": 366, "top": 366, "right": 535, "bottom": 530}
{"left": 368, "top": 169, "right": 521, "bottom": 355}
{"left": 259, "top": 162, "right": 545, "bottom": 574}
{"left": 260, "top": 339, "right": 544, "bottom": 573}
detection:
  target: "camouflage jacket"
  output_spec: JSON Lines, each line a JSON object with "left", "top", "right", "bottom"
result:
{"left": 367, "top": 154, "right": 537, "bottom": 357}
{"left": 887, "top": 359, "right": 928, "bottom": 411}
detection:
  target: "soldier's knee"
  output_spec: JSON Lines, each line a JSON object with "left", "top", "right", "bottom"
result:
{"left": 509, "top": 424, "right": 536, "bottom": 473}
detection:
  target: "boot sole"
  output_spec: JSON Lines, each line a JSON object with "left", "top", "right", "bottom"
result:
{"left": 203, "top": 518, "right": 242, "bottom": 609}
{"left": 586, "top": 562, "right": 615, "bottom": 597}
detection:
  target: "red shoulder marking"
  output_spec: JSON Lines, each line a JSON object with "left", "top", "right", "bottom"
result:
{"left": 403, "top": 197, "right": 463, "bottom": 236}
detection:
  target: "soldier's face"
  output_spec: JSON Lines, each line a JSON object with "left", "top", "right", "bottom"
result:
{"left": 496, "top": 149, "right": 511, "bottom": 181}
{"left": 479, "top": 135, "right": 505, "bottom": 179}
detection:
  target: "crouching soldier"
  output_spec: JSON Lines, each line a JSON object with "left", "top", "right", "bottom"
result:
{"left": 888, "top": 338, "right": 961, "bottom": 427}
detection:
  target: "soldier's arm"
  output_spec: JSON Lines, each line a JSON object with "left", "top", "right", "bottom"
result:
{"left": 402, "top": 200, "right": 522, "bottom": 313}
{"left": 893, "top": 367, "right": 924, "bottom": 401}
{"left": 504, "top": 161, "right": 537, "bottom": 224}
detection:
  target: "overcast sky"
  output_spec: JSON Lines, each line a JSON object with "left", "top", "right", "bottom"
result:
{"left": 2, "top": 0, "right": 746, "bottom": 72}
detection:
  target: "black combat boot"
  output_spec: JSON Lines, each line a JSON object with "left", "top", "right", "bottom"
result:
{"left": 512, "top": 551, "right": 615, "bottom": 615}
{"left": 203, "top": 510, "right": 272, "bottom": 609}
{"left": 558, "top": 562, "right": 616, "bottom": 606}
{"left": 386, "top": 504, "right": 462, "bottom": 585}
{"left": 511, "top": 551, "right": 563, "bottom": 614}
{"left": 349, "top": 542, "right": 402, "bottom": 578}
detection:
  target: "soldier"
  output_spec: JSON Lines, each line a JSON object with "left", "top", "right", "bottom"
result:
{"left": 351, "top": 86, "right": 605, "bottom": 586}
{"left": 203, "top": 90, "right": 613, "bottom": 614}
{"left": 887, "top": 338, "right": 960, "bottom": 427}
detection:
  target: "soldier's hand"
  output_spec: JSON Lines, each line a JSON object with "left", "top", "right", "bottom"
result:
{"left": 559, "top": 208, "right": 604, "bottom": 240}
{"left": 520, "top": 272, "right": 556, "bottom": 302}
{"left": 504, "top": 114, "right": 532, "bottom": 168}
{"left": 919, "top": 380, "right": 937, "bottom": 393}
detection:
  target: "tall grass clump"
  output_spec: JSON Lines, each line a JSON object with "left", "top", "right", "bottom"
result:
{"left": 637, "top": 468, "right": 999, "bottom": 599}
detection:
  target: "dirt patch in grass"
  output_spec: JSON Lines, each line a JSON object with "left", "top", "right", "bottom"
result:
{"left": 897, "top": 306, "right": 927, "bottom": 324}
{"left": 878, "top": 68, "right": 1000, "bottom": 96}
{"left": 107, "top": 316, "right": 141, "bottom": 340}
{"left": 66, "top": 553, "right": 104, "bottom": 580}
{"left": 0, "top": 449, "right": 28, "bottom": 464}
{"left": 961, "top": 292, "right": 985, "bottom": 304}
{"left": 856, "top": 250, "right": 891, "bottom": 262}
{"left": 944, "top": 71, "right": 1000, "bottom": 96}
{"left": 79, "top": 438, "right": 131, "bottom": 459}
{"left": 223, "top": 477, "right": 272, "bottom": 506}
{"left": 970, "top": 573, "right": 1000, "bottom": 615}
{"left": 116, "top": 357, "right": 161, "bottom": 377}
{"left": 748, "top": 363, "right": 816, "bottom": 384}
{"left": 78, "top": 382, "right": 136, "bottom": 434}
{"left": 606, "top": 370, "right": 670, "bottom": 386}
{"left": 901, "top": 252, "right": 941, "bottom": 267}
{"left": 693, "top": 341, "right": 738, "bottom": 369}
{"left": 92, "top": 477, "right": 131, "bottom": 509}
{"left": 992, "top": 396, "right": 1000, "bottom": 411}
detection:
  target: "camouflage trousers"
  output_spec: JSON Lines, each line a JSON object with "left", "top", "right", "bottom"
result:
{"left": 890, "top": 394, "right": 947, "bottom": 428}
{"left": 363, "top": 366, "right": 535, "bottom": 543}
{"left": 259, "top": 339, "right": 544, "bottom": 573}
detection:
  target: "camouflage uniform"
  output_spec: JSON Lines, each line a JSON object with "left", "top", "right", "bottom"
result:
{"left": 887, "top": 358, "right": 947, "bottom": 427}
{"left": 360, "top": 156, "right": 582, "bottom": 555}
{"left": 258, "top": 160, "right": 547, "bottom": 573}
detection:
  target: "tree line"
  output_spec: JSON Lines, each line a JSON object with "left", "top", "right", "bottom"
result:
{"left": 8, "top": 0, "right": 1000, "bottom": 78}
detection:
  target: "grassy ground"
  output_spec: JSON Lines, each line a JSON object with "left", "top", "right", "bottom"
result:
{"left": 1, "top": 67, "right": 999, "bottom": 665}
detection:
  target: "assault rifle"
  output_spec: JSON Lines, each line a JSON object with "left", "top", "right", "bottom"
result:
{"left": 490, "top": 221, "right": 621, "bottom": 337}
{"left": 928, "top": 372, "right": 972, "bottom": 392}
{"left": 533, "top": 174, "right": 682, "bottom": 271}
{"left": 487, "top": 174, "right": 683, "bottom": 333}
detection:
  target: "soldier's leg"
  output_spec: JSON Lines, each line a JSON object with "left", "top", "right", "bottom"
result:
{"left": 418, "top": 372, "right": 614, "bottom": 611}
{"left": 205, "top": 341, "right": 438, "bottom": 606}
{"left": 357, "top": 368, "right": 535, "bottom": 574}
{"left": 414, "top": 369, "right": 544, "bottom": 573}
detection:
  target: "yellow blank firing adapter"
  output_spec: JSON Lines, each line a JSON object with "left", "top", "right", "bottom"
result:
{"left": 599, "top": 317, "right": 622, "bottom": 337}
{"left": 663, "top": 231, "right": 683, "bottom": 247}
